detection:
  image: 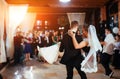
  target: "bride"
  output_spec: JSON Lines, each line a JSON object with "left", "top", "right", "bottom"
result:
{"left": 68, "top": 24, "right": 102, "bottom": 73}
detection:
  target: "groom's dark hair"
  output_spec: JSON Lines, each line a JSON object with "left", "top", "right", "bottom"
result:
{"left": 70, "top": 21, "right": 78, "bottom": 28}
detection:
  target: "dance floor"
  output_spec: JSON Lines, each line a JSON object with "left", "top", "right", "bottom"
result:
{"left": 1, "top": 58, "right": 120, "bottom": 79}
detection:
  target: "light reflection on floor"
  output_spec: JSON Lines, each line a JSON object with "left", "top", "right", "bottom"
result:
{"left": 1, "top": 59, "right": 120, "bottom": 79}
{"left": 13, "top": 66, "right": 44, "bottom": 79}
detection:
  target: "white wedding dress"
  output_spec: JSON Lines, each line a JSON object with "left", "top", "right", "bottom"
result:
{"left": 81, "top": 25, "right": 102, "bottom": 73}
{"left": 37, "top": 43, "right": 60, "bottom": 64}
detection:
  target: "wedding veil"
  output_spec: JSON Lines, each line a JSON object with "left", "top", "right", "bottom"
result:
{"left": 81, "top": 25, "right": 102, "bottom": 73}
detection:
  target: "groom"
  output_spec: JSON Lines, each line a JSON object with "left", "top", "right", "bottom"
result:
{"left": 59, "top": 21, "right": 87, "bottom": 79}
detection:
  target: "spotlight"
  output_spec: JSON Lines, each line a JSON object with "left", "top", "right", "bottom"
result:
{"left": 59, "top": 0, "right": 71, "bottom": 3}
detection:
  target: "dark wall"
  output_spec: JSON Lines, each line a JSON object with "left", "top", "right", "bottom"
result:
{"left": 106, "top": 0, "right": 118, "bottom": 27}
{"left": 35, "top": 13, "right": 69, "bottom": 31}
{"left": 34, "top": 8, "right": 101, "bottom": 33}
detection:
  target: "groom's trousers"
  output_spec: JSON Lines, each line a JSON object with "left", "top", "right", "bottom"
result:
{"left": 66, "top": 65, "right": 87, "bottom": 79}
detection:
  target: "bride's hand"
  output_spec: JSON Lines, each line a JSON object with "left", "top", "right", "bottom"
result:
{"left": 68, "top": 30, "right": 75, "bottom": 37}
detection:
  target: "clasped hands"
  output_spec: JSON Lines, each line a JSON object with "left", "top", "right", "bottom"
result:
{"left": 68, "top": 30, "right": 76, "bottom": 38}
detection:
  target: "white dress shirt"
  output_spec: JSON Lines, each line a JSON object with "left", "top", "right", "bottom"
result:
{"left": 103, "top": 33, "right": 115, "bottom": 55}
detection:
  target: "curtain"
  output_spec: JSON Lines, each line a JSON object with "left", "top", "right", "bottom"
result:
{"left": 19, "top": 13, "right": 36, "bottom": 33}
{"left": 67, "top": 13, "right": 86, "bottom": 26}
{"left": 6, "top": 5, "right": 28, "bottom": 59}
{"left": 0, "top": 0, "right": 7, "bottom": 63}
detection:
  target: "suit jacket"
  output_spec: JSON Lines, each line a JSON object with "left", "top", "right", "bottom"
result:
{"left": 59, "top": 33, "right": 84, "bottom": 66}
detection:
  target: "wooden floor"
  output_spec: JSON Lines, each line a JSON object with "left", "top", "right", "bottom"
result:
{"left": 1, "top": 58, "right": 120, "bottom": 79}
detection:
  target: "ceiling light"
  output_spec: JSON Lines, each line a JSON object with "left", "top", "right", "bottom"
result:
{"left": 59, "top": 0, "right": 71, "bottom": 3}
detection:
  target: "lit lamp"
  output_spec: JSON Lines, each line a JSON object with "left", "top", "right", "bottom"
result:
{"left": 59, "top": 0, "right": 71, "bottom": 2}
{"left": 59, "top": 27, "right": 64, "bottom": 30}
{"left": 36, "top": 20, "right": 41, "bottom": 30}
{"left": 37, "top": 20, "right": 42, "bottom": 26}
{"left": 44, "top": 21, "right": 47, "bottom": 29}
{"left": 61, "top": 27, "right": 64, "bottom": 30}
{"left": 59, "top": 27, "right": 62, "bottom": 30}
{"left": 45, "top": 21, "right": 48, "bottom": 26}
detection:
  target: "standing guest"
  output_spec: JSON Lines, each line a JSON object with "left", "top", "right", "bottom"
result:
{"left": 28, "top": 31, "right": 34, "bottom": 58}
{"left": 24, "top": 33, "right": 33, "bottom": 62}
{"left": 48, "top": 31, "right": 54, "bottom": 46}
{"left": 58, "top": 31, "right": 64, "bottom": 42}
{"left": 112, "top": 34, "right": 120, "bottom": 69}
{"left": 38, "top": 31, "right": 44, "bottom": 47}
{"left": 13, "top": 32, "right": 23, "bottom": 65}
{"left": 100, "top": 27, "right": 115, "bottom": 77}
{"left": 32, "top": 31, "right": 39, "bottom": 57}
{"left": 59, "top": 21, "right": 87, "bottom": 79}
{"left": 52, "top": 31, "right": 59, "bottom": 45}
{"left": 44, "top": 31, "right": 50, "bottom": 47}
{"left": 76, "top": 29, "right": 81, "bottom": 36}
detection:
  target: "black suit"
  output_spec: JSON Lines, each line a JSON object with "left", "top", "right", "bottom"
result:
{"left": 59, "top": 33, "right": 87, "bottom": 79}
{"left": 14, "top": 35, "right": 23, "bottom": 64}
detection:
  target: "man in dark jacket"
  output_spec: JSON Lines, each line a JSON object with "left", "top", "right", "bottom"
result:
{"left": 59, "top": 21, "right": 87, "bottom": 79}
{"left": 14, "top": 32, "right": 23, "bottom": 64}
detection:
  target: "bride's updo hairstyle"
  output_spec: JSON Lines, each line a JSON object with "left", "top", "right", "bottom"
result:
{"left": 82, "top": 24, "right": 89, "bottom": 38}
